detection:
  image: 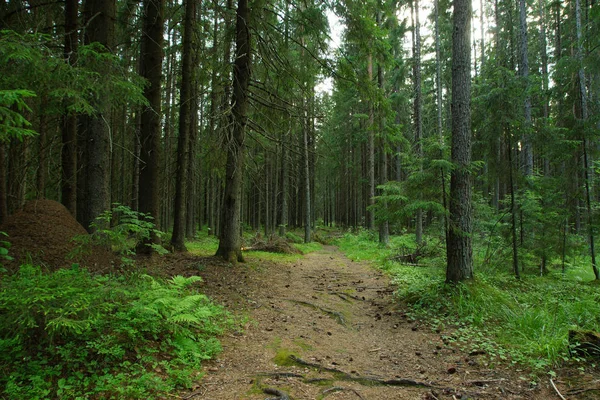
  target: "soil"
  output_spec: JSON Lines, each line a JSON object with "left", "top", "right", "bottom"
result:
{"left": 165, "top": 245, "right": 599, "bottom": 400}
{"left": 0, "top": 199, "right": 119, "bottom": 272}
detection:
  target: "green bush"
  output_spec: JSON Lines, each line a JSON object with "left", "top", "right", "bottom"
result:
{"left": 0, "top": 265, "right": 229, "bottom": 399}
{"left": 71, "top": 204, "right": 168, "bottom": 265}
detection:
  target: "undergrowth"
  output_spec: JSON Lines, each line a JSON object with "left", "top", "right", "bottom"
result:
{"left": 336, "top": 231, "right": 600, "bottom": 371}
{"left": 0, "top": 265, "right": 230, "bottom": 399}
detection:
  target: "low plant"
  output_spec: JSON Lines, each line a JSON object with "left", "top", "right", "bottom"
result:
{"left": 0, "top": 265, "right": 230, "bottom": 399}
{"left": 71, "top": 203, "right": 168, "bottom": 265}
{"left": 0, "top": 231, "right": 12, "bottom": 264}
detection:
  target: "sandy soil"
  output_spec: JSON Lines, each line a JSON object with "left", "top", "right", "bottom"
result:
{"left": 168, "top": 245, "right": 590, "bottom": 400}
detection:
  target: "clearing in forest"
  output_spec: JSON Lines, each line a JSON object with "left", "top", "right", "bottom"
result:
{"left": 179, "top": 246, "right": 561, "bottom": 400}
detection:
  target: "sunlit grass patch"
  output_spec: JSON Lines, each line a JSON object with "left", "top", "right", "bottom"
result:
{"left": 186, "top": 231, "right": 219, "bottom": 256}
{"left": 295, "top": 242, "right": 322, "bottom": 254}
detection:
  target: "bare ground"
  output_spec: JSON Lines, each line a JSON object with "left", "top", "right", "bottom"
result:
{"left": 168, "top": 245, "right": 595, "bottom": 400}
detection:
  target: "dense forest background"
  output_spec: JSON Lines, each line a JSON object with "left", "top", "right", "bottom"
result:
{"left": 1, "top": 0, "right": 599, "bottom": 278}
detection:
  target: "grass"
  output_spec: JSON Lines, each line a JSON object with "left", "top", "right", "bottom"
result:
{"left": 186, "top": 228, "right": 322, "bottom": 260}
{"left": 335, "top": 231, "right": 600, "bottom": 370}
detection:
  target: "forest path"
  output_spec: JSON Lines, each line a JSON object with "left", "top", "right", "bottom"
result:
{"left": 183, "top": 245, "right": 547, "bottom": 399}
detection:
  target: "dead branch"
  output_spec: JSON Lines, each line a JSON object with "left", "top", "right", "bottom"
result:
{"left": 550, "top": 378, "right": 566, "bottom": 400}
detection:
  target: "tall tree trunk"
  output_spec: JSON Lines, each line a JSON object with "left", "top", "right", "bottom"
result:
{"left": 576, "top": 0, "right": 599, "bottom": 279}
{"left": 279, "top": 124, "right": 289, "bottom": 236}
{"left": 216, "top": 0, "right": 251, "bottom": 262}
{"left": 138, "top": 0, "right": 164, "bottom": 252}
{"left": 539, "top": 0, "right": 550, "bottom": 176}
{"left": 367, "top": 52, "right": 376, "bottom": 232}
{"left": 171, "top": 0, "right": 195, "bottom": 252}
{"left": 412, "top": 0, "right": 423, "bottom": 244}
{"left": 435, "top": 0, "right": 449, "bottom": 234}
{"left": 80, "top": 0, "right": 115, "bottom": 231}
{"left": 36, "top": 97, "right": 48, "bottom": 198}
{"left": 303, "top": 101, "right": 312, "bottom": 243}
{"left": 376, "top": 10, "right": 389, "bottom": 245}
{"left": 446, "top": 0, "right": 473, "bottom": 283}
{"left": 518, "top": 0, "right": 533, "bottom": 176}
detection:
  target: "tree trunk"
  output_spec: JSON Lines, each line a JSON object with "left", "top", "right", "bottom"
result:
{"left": 303, "top": 102, "right": 312, "bottom": 243}
{"left": 171, "top": 0, "right": 195, "bottom": 252}
{"left": 412, "top": 0, "right": 423, "bottom": 244}
{"left": 216, "top": 0, "right": 251, "bottom": 262}
{"left": 36, "top": 97, "right": 48, "bottom": 198}
{"left": 376, "top": 15, "right": 389, "bottom": 245}
{"left": 446, "top": 0, "right": 473, "bottom": 283}
{"left": 138, "top": 0, "right": 164, "bottom": 252}
{"left": 576, "top": 0, "right": 599, "bottom": 279}
{"left": 518, "top": 0, "right": 533, "bottom": 176}
{"left": 279, "top": 125, "right": 289, "bottom": 236}
{"left": 366, "top": 52, "right": 376, "bottom": 232}
{"left": 80, "top": 0, "right": 115, "bottom": 231}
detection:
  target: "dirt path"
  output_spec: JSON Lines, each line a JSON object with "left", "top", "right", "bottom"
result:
{"left": 184, "top": 246, "right": 552, "bottom": 399}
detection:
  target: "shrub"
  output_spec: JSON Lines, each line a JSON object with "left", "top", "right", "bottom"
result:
{"left": 71, "top": 204, "right": 168, "bottom": 265}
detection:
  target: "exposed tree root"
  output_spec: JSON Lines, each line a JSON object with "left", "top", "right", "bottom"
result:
{"left": 284, "top": 355, "right": 433, "bottom": 388}
{"left": 321, "top": 386, "right": 365, "bottom": 399}
{"left": 257, "top": 372, "right": 305, "bottom": 379}
{"left": 263, "top": 387, "right": 291, "bottom": 400}
{"left": 286, "top": 300, "right": 347, "bottom": 326}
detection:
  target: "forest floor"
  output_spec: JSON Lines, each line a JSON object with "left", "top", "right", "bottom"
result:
{"left": 163, "top": 245, "right": 581, "bottom": 400}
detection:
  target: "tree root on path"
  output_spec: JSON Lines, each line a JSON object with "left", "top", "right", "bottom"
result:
{"left": 321, "top": 386, "right": 365, "bottom": 399}
{"left": 286, "top": 299, "right": 347, "bottom": 326}
{"left": 262, "top": 387, "right": 291, "bottom": 400}
{"left": 284, "top": 355, "right": 433, "bottom": 388}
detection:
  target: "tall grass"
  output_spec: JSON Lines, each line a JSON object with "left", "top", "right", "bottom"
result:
{"left": 336, "top": 232, "right": 600, "bottom": 369}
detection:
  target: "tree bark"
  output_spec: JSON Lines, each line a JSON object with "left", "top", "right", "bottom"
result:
{"left": 138, "top": 0, "right": 164, "bottom": 252}
{"left": 367, "top": 53, "right": 375, "bottom": 232}
{"left": 412, "top": 0, "right": 423, "bottom": 244}
{"left": 446, "top": 0, "right": 473, "bottom": 283}
{"left": 216, "top": 0, "right": 251, "bottom": 262}
{"left": 518, "top": 0, "right": 533, "bottom": 176}
{"left": 80, "top": 0, "right": 115, "bottom": 231}
{"left": 171, "top": 0, "right": 195, "bottom": 252}
{"left": 575, "top": 0, "right": 599, "bottom": 279}
{"left": 60, "top": 7, "right": 79, "bottom": 215}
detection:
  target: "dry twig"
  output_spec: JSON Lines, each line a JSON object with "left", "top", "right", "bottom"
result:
{"left": 550, "top": 378, "right": 566, "bottom": 400}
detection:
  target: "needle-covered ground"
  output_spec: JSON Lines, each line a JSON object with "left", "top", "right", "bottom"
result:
{"left": 166, "top": 245, "right": 588, "bottom": 400}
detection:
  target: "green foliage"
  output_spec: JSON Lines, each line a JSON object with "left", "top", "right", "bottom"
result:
{"left": 0, "top": 265, "right": 229, "bottom": 399}
{"left": 72, "top": 204, "right": 168, "bottom": 264}
{"left": 0, "top": 231, "right": 12, "bottom": 265}
{"left": 0, "top": 30, "right": 147, "bottom": 135}
{"left": 0, "top": 89, "right": 37, "bottom": 141}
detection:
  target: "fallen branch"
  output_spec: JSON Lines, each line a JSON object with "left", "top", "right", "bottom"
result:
{"left": 550, "top": 378, "right": 566, "bottom": 400}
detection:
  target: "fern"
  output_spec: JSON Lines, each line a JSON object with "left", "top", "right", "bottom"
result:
{"left": 0, "top": 267, "right": 230, "bottom": 399}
